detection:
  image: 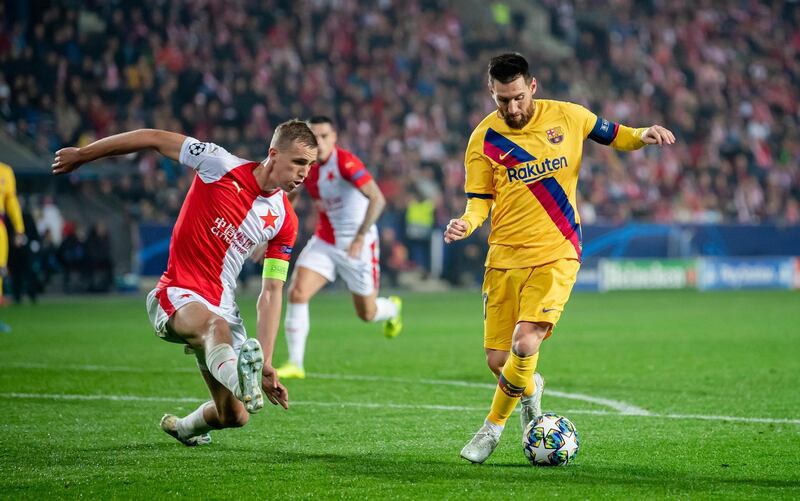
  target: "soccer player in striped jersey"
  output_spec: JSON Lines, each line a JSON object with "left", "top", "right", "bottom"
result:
{"left": 52, "top": 120, "right": 317, "bottom": 446}
{"left": 444, "top": 53, "right": 675, "bottom": 464}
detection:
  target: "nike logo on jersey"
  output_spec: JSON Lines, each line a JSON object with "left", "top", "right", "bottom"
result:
{"left": 542, "top": 307, "right": 558, "bottom": 313}
{"left": 499, "top": 148, "right": 514, "bottom": 160}
{"left": 483, "top": 128, "right": 537, "bottom": 167}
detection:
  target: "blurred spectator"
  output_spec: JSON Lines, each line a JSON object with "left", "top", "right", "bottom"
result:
{"left": 379, "top": 227, "right": 410, "bottom": 288}
{"left": 8, "top": 203, "right": 40, "bottom": 304}
{"left": 404, "top": 187, "right": 435, "bottom": 275}
{"left": 57, "top": 222, "right": 89, "bottom": 293}
{"left": 38, "top": 228, "right": 60, "bottom": 290}
{"left": 86, "top": 221, "right": 112, "bottom": 292}
{"left": 34, "top": 196, "right": 64, "bottom": 246}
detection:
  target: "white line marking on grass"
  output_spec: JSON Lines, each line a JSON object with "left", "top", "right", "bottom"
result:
{"left": 7, "top": 362, "right": 649, "bottom": 414}
{"left": 308, "top": 373, "right": 651, "bottom": 416}
{"left": 0, "top": 392, "right": 202, "bottom": 403}
{"left": 9, "top": 362, "right": 196, "bottom": 373}
{"left": 0, "top": 392, "right": 479, "bottom": 412}
{"left": 650, "top": 412, "right": 800, "bottom": 425}
{"left": 1, "top": 392, "right": 799, "bottom": 425}
{"left": 545, "top": 389, "right": 651, "bottom": 416}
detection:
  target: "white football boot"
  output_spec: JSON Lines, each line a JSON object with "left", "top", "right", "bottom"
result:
{"left": 519, "top": 372, "right": 545, "bottom": 434}
{"left": 460, "top": 424, "right": 501, "bottom": 464}
{"left": 160, "top": 414, "right": 211, "bottom": 446}
{"left": 238, "top": 338, "right": 265, "bottom": 414}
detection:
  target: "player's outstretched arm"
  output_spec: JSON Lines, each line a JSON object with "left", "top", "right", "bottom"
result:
{"left": 52, "top": 129, "right": 187, "bottom": 175}
{"left": 605, "top": 122, "right": 677, "bottom": 151}
{"left": 640, "top": 125, "right": 676, "bottom": 146}
{"left": 256, "top": 276, "right": 289, "bottom": 409}
{"left": 348, "top": 180, "right": 386, "bottom": 258}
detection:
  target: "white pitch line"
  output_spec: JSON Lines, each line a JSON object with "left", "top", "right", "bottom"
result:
{"left": 0, "top": 392, "right": 483, "bottom": 412}
{"left": 1, "top": 392, "right": 799, "bottom": 425}
{"left": 8, "top": 362, "right": 197, "bottom": 374}
{"left": 309, "top": 372, "right": 651, "bottom": 416}
{"left": 0, "top": 392, "right": 201, "bottom": 403}
{"left": 6, "top": 362, "right": 649, "bottom": 415}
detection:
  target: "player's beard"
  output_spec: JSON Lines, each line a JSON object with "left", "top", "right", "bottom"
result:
{"left": 500, "top": 101, "right": 535, "bottom": 129}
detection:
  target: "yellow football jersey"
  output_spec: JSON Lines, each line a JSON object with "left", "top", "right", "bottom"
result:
{"left": 461, "top": 99, "right": 645, "bottom": 269}
{"left": 0, "top": 162, "right": 24, "bottom": 235}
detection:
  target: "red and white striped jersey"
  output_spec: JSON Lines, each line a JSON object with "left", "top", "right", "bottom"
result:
{"left": 156, "top": 137, "right": 298, "bottom": 307}
{"left": 304, "top": 146, "right": 375, "bottom": 248}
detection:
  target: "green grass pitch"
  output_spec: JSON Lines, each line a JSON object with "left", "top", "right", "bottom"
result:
{"left": 1, "top": 290, "right": 799, "bottom": 499}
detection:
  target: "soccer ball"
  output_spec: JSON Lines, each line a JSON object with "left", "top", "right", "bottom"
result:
{"left": 522, "top": 413, "right": 580, "bottom": 466}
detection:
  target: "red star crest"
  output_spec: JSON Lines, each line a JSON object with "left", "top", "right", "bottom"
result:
{"left": 326, "top": 170, "right": 336, "bottom": 182}
{"left": 260, "top": 209, "right": 278, "bottom": 229}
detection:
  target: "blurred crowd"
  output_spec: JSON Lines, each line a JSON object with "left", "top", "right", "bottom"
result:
{"left": 4, "top": 195, "right": 114, "bottom": 303}
{"left": 1, "top": 0, "right": 799, "bottom": 287}
{"left": 540, "top": 0, "right": 800, "bottom": 224}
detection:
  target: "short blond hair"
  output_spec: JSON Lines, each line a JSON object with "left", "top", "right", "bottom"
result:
{"left": 270, "top": 119, "right": 318, "bottom": 151}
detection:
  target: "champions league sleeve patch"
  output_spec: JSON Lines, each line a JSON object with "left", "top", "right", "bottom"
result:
{"left": 188, "top": 142, "right": 208, "bottom": 156}
{"left": 588, "top": 117, "right": 620, "bottom": 145}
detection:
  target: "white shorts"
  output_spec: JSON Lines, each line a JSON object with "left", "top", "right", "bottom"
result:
{"left": 295, "top": 235, "right": 380, "bottom": 296}
{"left": 146, "top": 286, "right": 247, "bottom": 369}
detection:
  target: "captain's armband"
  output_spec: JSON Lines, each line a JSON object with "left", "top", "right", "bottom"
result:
{"left": 262, "top": 258, "right": 290, "bottom": 281}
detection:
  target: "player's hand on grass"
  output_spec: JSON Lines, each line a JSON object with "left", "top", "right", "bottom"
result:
{"left": 444, "top": 219, "right": 468, "bottom": 244}
{"left": 347, "top": 234, "right": 365, "bottom": 258}
{"left": 52, "top": 147, "right": 85, "bottom": 175}
{"left": 641, "top": 125, "right": 676, "bottom": 146}
{"left": 261, "top": 366, "right": 289, "bottom": 409}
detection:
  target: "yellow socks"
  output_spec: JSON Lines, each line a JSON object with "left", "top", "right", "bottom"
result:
{"left": 487, "top": 351, "right": 539, "bottom": 426}
{"left": 522, "top": 371, "right": 538, "bottom": 398}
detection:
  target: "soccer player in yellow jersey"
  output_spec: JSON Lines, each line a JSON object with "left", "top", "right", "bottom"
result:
{"left": 444, "top": 53, "right": 675, "bottom": 464}
{"left": 0, "top": 162, "right": 26, "bottom": 307}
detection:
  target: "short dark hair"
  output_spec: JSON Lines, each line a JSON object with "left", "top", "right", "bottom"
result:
{"left": 488, "top": 53, "right": 532, "bottom": 85}
{"left": 308, "top": 115, "right": 335, "bottom": 127}
{"left": 271, "top": 119, "right": 318, "bottom": 150}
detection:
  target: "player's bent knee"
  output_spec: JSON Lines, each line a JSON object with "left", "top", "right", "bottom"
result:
{"left": 516, "top": 321, "right": 550, "bottom": 340}
{"left": 288, "top": 285, "right": 310, "bottom": 304}
{"left": 512, "top": 322, "right": 551, "bottom": 356}
{"left": 206, "top": 316, "right": 230, "bottom": 337}
{"left": 202, "top": 316, "right": 233, "bottom": 348}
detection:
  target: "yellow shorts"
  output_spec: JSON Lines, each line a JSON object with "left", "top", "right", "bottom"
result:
{"left": 482, "top": 259, "right": 580, "bottom": 351}
{"left": 0, "top": 219, "right": 7, "bottom": 268}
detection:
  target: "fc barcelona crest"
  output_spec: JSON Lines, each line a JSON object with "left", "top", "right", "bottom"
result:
{"left": 546, "top": 127, "right": 564, "bottom": 144}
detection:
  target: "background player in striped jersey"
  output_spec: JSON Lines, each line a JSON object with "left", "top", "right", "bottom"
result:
{"left": 52, "top": 120, "right": 317, "bottom": 446}
{"left": 444, "top": 53, "right": 675, "bottom": 463}
{"left": 276, "top": 116, "right": 402, "bottom": 380}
